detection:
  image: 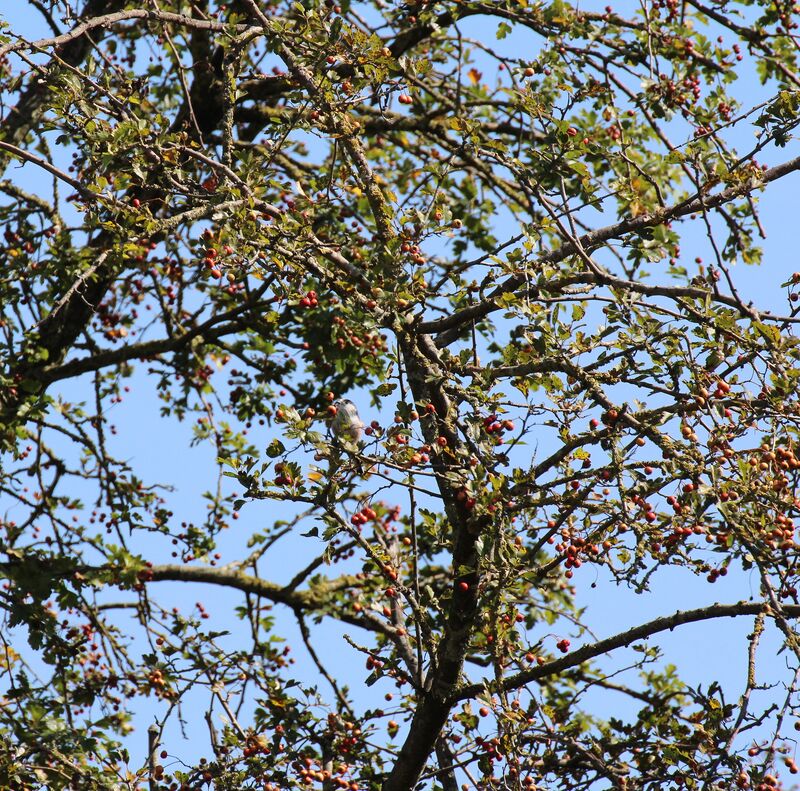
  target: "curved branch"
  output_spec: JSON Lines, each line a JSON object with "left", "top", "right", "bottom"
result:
{"left": 37, "top": 308, "right": 268, "bottom": 385}
{"left": 424, "top": 154, "right": 800, "bottom": 345}
{"left": 453, "top": 600, "right": 800, "bottom": 702}
{"left": 0, "top": 9, "right": 252, "bottom": 59}
{"left": 0, "top": 0, "right": 126, "bottom": 161}
{"left": 148, "top": 563, "right": 395, "bottom": 638}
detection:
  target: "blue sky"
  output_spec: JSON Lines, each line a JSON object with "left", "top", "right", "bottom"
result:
{"left": 3, "top": 1, "right": 800, "bottom": 784}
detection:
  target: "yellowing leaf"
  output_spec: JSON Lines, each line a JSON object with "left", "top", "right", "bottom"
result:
{"left": 0, "top": 647, "right": 18, "bottom": 669}
{"left": 629, "top": 199, "right": 646, "bottom": 217}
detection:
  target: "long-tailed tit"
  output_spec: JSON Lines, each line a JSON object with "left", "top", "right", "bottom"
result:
{"left": 332, "top": 399, "right": 365, "bottom": 445}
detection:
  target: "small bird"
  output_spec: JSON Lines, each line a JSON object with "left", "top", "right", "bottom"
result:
{"left": 332, "top": 398, "right": 365, "bottom": 445}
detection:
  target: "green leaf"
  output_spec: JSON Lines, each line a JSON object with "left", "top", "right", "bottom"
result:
{"left": 266, "top": 439, "right": 286, "bottom": 458}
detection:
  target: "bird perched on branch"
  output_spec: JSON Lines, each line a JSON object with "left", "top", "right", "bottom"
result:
{"left": 331, "top": 398, "right": 365, "bottom": 446}
{"left": 326, "top": 398, "right": 369, "bottom": 481}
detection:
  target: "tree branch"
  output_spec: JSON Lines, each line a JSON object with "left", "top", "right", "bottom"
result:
{"left": 454, "top": 600, "right": 800, "bottom": 702}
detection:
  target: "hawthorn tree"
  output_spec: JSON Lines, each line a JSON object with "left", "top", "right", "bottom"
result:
{"left": 4, "top": 0, "right": 800, "bottom": 789}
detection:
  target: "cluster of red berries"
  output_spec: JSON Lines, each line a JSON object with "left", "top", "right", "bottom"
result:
{"left": 274, "top": 463, "right": 293, "bottom": 486}
{"left": 350, "top": 505, "right": 377, "bottom": 527}
{"left": 483, "top": 414, "right": 515, "bottom": 445}
{"left": 299, "top": 290, "right": 318, "bottom": 308}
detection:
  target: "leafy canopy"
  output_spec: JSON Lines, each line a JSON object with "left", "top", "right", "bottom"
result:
{"left": 2, "top": 1, "right": 800, "bottom": 789}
